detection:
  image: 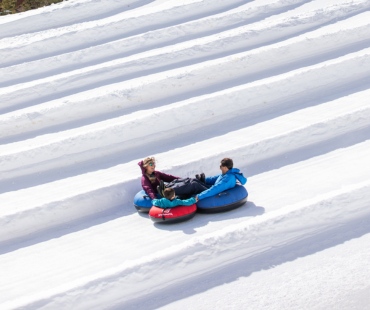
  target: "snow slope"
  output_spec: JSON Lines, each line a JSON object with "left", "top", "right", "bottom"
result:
{"left": 1, "top": 0, "right": 370, "bottom": 309}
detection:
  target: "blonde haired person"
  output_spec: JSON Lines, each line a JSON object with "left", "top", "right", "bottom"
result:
{"left": 138, "top": 157, "right": 180, "bottom": 200}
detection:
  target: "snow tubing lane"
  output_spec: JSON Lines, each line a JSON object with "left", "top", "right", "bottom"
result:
{"left": 134, "top": 190, "right": 153, "bottom": 213}
{"left": 196, "top": 185, "right": 248, "bottom": 213}
{"left": 149, "top": 204, "right": 197, "bottom": 224}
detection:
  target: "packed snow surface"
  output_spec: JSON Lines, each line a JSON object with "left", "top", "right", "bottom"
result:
{"left": 1, "top": 0, "right": 370, "bottom": 309}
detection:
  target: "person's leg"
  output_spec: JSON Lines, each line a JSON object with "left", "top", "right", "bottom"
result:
{"left": 167, "top": 178, "right": 210, "bottom": 198}
{"left": 190, "top": 178, "right": 211, "bottom": 192}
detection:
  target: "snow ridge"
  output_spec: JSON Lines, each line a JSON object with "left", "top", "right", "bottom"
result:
{"left": 6, "top": 181, "right": 370, "bottom": 310}
{"left": 1, "top": 0, "right": 370, "bottom": 309}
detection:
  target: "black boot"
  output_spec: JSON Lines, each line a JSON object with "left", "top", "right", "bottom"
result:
{"left": 200, "top": 173, "right": 206, "bottom": 183}
{"left": 157, "top": 185, "right": 164, "bottom": 197}
{"left": 160, "top": 180, "right": 165, "bottom": 192}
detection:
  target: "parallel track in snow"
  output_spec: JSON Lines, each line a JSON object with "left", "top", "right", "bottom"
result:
{"left": 1, "top": 0, "right": 370, "bottom": 309}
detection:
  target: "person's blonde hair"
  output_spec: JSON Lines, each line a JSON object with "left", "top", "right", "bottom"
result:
{"left": 143, "top": 157, "right": 155, "bottom": 167}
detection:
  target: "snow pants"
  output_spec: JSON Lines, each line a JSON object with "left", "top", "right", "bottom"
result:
{"left": 166, "top": 178, "right": 210, "bottom": 199}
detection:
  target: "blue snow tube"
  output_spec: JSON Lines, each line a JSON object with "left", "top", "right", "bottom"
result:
{"left": 134, "top": 190, "right": 154, "bottom": 213}
{"left": 196, "top": 185, "right": 248, "bottom": 213}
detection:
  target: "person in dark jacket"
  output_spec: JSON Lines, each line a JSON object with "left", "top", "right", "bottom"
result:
{"left": 138, "top": 157, "right": 180, "bottom": 200}
{"left": 196, "top": 158, "right": 247, "bottom": 200}
{"left": 152, "top": 188, "right": 198, "bottom": 209}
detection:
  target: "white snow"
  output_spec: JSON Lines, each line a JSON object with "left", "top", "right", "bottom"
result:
{"left": 1, "top": 0, "right": 370, "bottom": 309}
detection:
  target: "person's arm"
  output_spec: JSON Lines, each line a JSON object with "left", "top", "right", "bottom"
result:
{"left": 197, "top": 175, "right": 235, "bottom": 200}
{"left": 157, "top": 171, "right": 180, "bottom": 182}
{"left": 204, "top": 174, "right": 219, "bottom": 185}
{"left": 153, "top": 197, "right": 197, "bottom": 208}
{"left": 141, "top": 176, "right": 157, "bottom": 200}
{"left": 175, "top": 197, "right": 197, "bottom": 206}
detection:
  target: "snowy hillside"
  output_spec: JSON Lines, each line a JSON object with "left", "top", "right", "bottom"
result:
{"left": 1, "top": 0, "right": 370, "bottom": 309}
